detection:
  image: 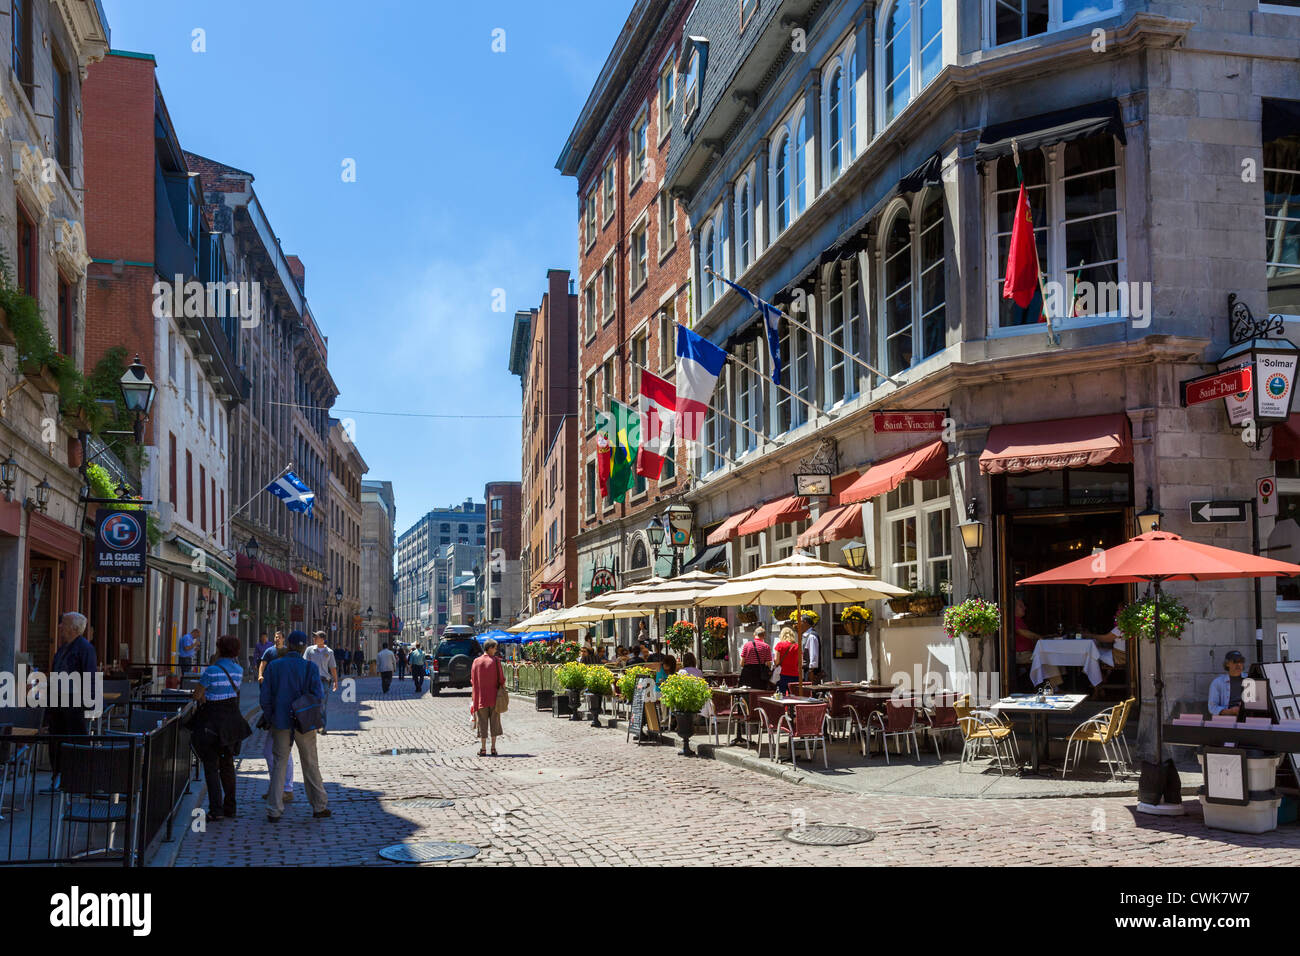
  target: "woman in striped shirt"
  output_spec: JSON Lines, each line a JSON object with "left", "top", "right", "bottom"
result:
{"left": 191, "top": 635, "right": 252, "bottom": 820}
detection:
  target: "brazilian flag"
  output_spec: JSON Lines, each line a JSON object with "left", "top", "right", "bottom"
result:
{"left": 607, "top": 398, "right": 639, "bottom": 503}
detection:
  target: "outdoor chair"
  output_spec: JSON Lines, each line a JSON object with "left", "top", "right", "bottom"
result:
{"left": 0, "top": 706, "right": 44, "bottom": 809}
{"left": 823, "top": 693, "right": 857, "bottom": 740}
{"left": 100, "top": 679, "right": 132, "bottom": 732}
{"left": 922, "top": 695, "right": 963, "bottom": 759}
{"left": 1062, "top": 702, "right": 1130, "bottom": 780}
{"left": 128, "top": 709, "right": 177, "bottom": 734}
{"left": 773, "top": 702, "right": 829, "bottom": 770}
{"left": 954, "top": 698, "right": 1020, "bottom": 762}
{"left": 0, "top": 726, "right": 20, "bottom": 820}
{"left": 1112, "top": 697, "right": 1136, "bottom": 764}
{"left": 705, "top": 689, "right": 740, "bottom": 746}
{"left": 957, "top": 712, "right": 1019, "bottom": 774}
{"left": 51, "top": 740, "right": 142, "bottom": 864}
{"left": 867, "top": 701, "right": 922, "bottom": 764}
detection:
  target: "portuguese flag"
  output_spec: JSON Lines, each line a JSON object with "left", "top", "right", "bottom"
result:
{"left": 607, "top": 398, "right": 639, "bottom": 503}
{"left": 1002, "top": 178, "right": 1045, "bottom": 324}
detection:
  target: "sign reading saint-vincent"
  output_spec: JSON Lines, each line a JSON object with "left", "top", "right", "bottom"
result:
{"left": 872, "top": 411, "right": 945, "bottom": 433}
{"left": 1182, "top": 366, "right": 1251, "bottom": 407}
{"left": 93, "top": 508, "right": 146, "bottom": 586}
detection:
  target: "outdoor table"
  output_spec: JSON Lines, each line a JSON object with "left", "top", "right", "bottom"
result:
{"left": 723, "top": 687, "right": 769, "bottom": 743}
{"left": 990, "top": 693, "right": 1088, "bottom": 776}
{"left": 1030, "top": 639, "right": 1103, "bottom": 688}
{"left": 758, "top": 696, "right": 822, "bottom": 759}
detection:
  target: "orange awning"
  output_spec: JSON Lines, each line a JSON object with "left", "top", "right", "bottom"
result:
{"left": 737, "top": 496, "right": 810, "bottom": 536}
{"left": 979, "top": 413, "right": 1132, "bottom": 475}
{"left": 797, "top": 505, "right": 863, "bottom": 548}
{"left": 706, "top": 508, "right": 756, "bottom": 546}
{"left": 840, "top": 440, "right": 948, "bottom": 505}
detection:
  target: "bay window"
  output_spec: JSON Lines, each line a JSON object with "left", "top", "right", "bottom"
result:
{"left": 990, "top": 0, "right": 1121, "bottom": 47}
{"left": 878, "top": 0, "right": 944, "bottom": 128}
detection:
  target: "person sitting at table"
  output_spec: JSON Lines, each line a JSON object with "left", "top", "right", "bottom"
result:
{"left": 1208, "top": 650, "right": 1248, "bottom": 717}
{"left": 625, "top": 644, "right": 644, "bottom": 666}
{"left": 773, "top": 626, "right": 801, "bottom": 694}
{"left": 679, "top": 652, "right": 704, "bottom": 679}
{"left": 614, "top": 646, "right": 630, "bottom": 667}
{"left": 645, "top": 642, "right": 664, "bottom": 663}
{"left": 1014, "top": 598, "right": 1061, "bottom": 691}
{"left": 1091, "top": 601, "right": 1128, "bottom": 673}
{"left": 653, "top": 655, "right": 677, "bottom": 688}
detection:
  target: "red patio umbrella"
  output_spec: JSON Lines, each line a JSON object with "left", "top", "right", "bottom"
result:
{"left": 1019, "top": 530, "right": 1300, "bottom": 810}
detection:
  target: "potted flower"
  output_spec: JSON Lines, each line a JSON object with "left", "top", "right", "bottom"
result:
{"left": 702, "top": 616, "right": 729, "bottom": 666}
{"left": 840, "top": 605, "right": 873, "bottom": 637}
{"left": 908, "top": 588, "right": 943, "bottom": 616}
{"left": 942, "top": 598, "right": 1002, "bottom": 678}
{"left": 664, "top": 620, "right": 695, "bottom": 655}
{"left": 584, "top": 665, "right": 614, "bottom": 727}
{"left": 617, "top": 665, "right": 653, "bottom": 706}
{"left": 1117, "top": 594, "right": 1190, "bottom": 642}
{"left": 659, "top": 672, "right": 711, "bottom": 756}
{"left": 555, "top": 661, "right": 588, "bottom": 719}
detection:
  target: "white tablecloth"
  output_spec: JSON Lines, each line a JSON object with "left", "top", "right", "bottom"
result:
{"left": 1030, "top": 639, "right": 1103, "bottom": 687}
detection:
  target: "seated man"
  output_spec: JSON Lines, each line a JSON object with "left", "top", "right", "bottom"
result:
{"left": 1208, "top": 650, "right": 1247, "bottom": 717}
{"left": 1091, "top": 601, "right": 1128, "bottom": 680}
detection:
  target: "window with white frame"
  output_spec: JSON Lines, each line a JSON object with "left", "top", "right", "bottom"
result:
{"left": 773, "top": 518, "right": 810, "bottom": 560}
{"left": 584, "top": 190, "right": 598, "bottom": 247}
{"left": 987, "top": 133, "right": 1124, "bottom": 331}
{"left": 883, "top": 477, "right": 952, "bottom": 594}
{"left": 823, "top": 259, "right": 862, "bottom": 407}
{"left": 825, "top": 63, "right": 844, "bottom": 182}
{"left": 658, "top": 54, "right": 675, "bottom": 138}
{"left": 733, "top": 338, "right": 761, "bottom": 455}
{"left": 772, "top": 132, "right": 792, "bottom": 236}
{"left": 823, "top": 42, "right": 859, "bottom": 181}
{"left": 794, "top": 113, "right": 809, "bottom": 215}
{"left": 741, "top": 532, "right": 762, "bottom": 572}
{"left": 682, "top": 45, "right": 700, "bottom": 122}
{"left": 602, "top": 358, "right": 614, "bottom": 407}
{"left": 658, "top": 189, "right": 677, "bottom": 256}
{"left": 847, "top": 51, "right": 858, "bottom": 161}
{"left": 602, "top": 156, "right": 616, "bottom": 223}
{"left": 584, "top": 372, "right": 597, "bottom": 431}
{"left": 1265, "top": 124, "right": 1299, "bottom": 312}
{"left": 584, "top": 280, "right": 597, "bottom": 340}
{"left": 630, "top": 220, "right": 648, "bottom": 291}
{"left": 735, "top": 171, "right": 754, "bottom": 273}
{"left": 878, "top": 0, "right": 944, "bottom": 128}
{"left": 630, "top": 328, "right": 648, "bottom": 399}
{"left": 630, "top": 110, "right": 649, "bottom": 185}
{"left": 658, "top": 300, "right": 675, "bottom": 371}
{"left": 602, "top": 257, "right": 616, "bottom": 320}
{"left": 774, "top": 322, "right": 810, "bottom": 433}
{"left": 990, "top": 0, "right": 1121, "bottom": 46}
{"left": 917, "top": 189, "right": 947, "bottom": 363}
{"left": 704, "top": 371, "right": 730, "bottom": 473}
{"left": 700, "top": 211, "right": 724, "bottom": 312}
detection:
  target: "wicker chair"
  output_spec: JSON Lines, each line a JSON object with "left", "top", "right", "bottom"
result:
{"left": 773, "top": 702, "right": 829, "bottom": 769}
{"left": 957, "top": 711, "right": 1019, "bottom": 774}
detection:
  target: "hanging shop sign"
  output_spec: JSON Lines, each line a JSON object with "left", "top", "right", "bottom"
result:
{"left": 872, "top": 410, "right": 946, "bottom": 433}
{"left": 92, "top": 509, "right": 146, "bottom": 586}
{"left": 794, "top": 473, "right": 832, "bottom": 496}
{"left": 1182, "top": 365, "right": 1251, "bottom": 408}
{"left": 299, "top": 564, "right": 325, "bottom": 582}
{"left": 590, "top": 568, "right": 617, "bottom": 595}
{"left": 1218, "top": 296, "right": 1300, "bottom": 426}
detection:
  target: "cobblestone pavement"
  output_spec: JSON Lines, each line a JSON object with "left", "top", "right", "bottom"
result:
{"left": 173, "top": 678, "right": 1300, "bottom": 866}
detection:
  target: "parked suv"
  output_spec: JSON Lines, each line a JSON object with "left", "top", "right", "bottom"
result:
{"left": 429, "top": 626, "right": 482, "bottom": 695}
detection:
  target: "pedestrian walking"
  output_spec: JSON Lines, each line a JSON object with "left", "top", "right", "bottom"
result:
{"left": 470, "top": 638, "right": 507, "bottom": 757}
{"left": 396, "top": 645, "right": 408, "bottom": 682}
{"left": 409, "top": 642, "right": 427, "bottom": 693}
{"left": 352, "top": 646, "right": 365, "bottom": 677}
{"left": 304, "top": 631, "right": 339, "bottom": 733}
{"left": 253, "top": 632, "right": 272, "bottom": 673}
{"left": 334, "top": 645, "right": 348, "bottom": 677}
{"left": 44, "top": 611, "right": 96, "bottom": 790}
{"left": 773, "top": 626, "right": 800, "bottom": 694}
{"left": 259, "top": 630, "right": 329, "bottom": 822}
{"left": 802, "top": 620, "right": 822, "bottom": 684}
{"left": 258, "top": 633, "right": 294, "bottom": 802}
{"left": 177, "top": 623, "right": 198, "bottom": 677}
{"left": 376, "top": 643, "right": 396, "bottom": 694}
{"left": 190, "top": 635, "right": 253, "bottom": 820}
{"left": 258, "top": 632, "right": 285, "bottom": 683}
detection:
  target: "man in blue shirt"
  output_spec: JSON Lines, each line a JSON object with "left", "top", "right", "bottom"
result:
{"left": 177, "top": 625, "right": 198, "bottom": 677}
{"left": 260, "top": 630, "right": 330, "bottom": 821}
{"left": 46, "top": 611, "right": 97, "bottom": 786}
{"left": 1208, "top": 650, "right": 1248, "bottom": 717}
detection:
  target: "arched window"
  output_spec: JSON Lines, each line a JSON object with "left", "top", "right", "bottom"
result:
{"left": 882, "top": 207, "right": 913, "bottom": 375}
{"left": 879, "top": 0, "right": 944, "bottom": 128}
{"left": 917, "top": 188, "right": 946, "bottom": 362}
{"left": 702, "top": 224, "right": 717, "bottom": 310}
{"left": 630, "top": 539, "right": 648, "bottom": 569}
{"left": 794, "top": 114, "right": 808, "bottom": 214}
{"left": 827, "top": 67, "right": 843, "bottom": 180}
{"left": 773, "top": 134, "right": 791, "bottom": 235}
{"left": 847, "top": 52, "right": 858, "bottom": 159}
{"left": 736, "top": 175, "right": 752, "bottom": 272}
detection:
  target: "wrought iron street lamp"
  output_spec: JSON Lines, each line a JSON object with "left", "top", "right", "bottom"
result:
{"left": 1, "top": 455, "right": 17, "bottom": 502}
{"left": 1136, "top": 487, "right": 1164, "bottom": 535}
{"left": 119, "top": 354, "right": 156, "bottom": 443}
{"left": 245, "top": 536, "right": 260, "bottom": 561}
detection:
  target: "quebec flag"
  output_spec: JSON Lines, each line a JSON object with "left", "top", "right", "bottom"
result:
{"left": 267, "top": 472, "right": 315, "bottom": 516}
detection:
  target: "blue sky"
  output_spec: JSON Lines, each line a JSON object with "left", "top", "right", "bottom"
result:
{"left": 100, "top": 0, "right": 627, "bottom": 536}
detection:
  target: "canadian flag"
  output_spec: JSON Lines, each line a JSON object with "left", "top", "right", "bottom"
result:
{"left": 635, "top": 370, "right": 677, "bottom": 479}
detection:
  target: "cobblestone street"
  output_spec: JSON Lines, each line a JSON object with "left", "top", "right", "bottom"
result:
{"left": 172, "top": 678, "right": 1300, "bottom": 866}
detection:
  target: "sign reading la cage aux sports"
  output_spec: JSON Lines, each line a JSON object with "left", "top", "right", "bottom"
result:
{"left": 93, "top": 509, "right": 146, "bottom": 586}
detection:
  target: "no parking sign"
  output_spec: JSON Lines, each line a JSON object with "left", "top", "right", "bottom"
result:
{"left": 1258, "top": 476, "right": 1278, "bottom": 519}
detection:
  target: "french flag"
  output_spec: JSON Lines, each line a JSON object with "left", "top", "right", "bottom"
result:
{"left": 636, "top": 370, "right": 677, "bottom": 479}
{"left": 676, "top": 324, "right": 727, "bottom": 443}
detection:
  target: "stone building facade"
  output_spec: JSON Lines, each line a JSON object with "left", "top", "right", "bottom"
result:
{"left": 360, "top": 478, "right": 395, "bottom": 656}
{"left": 661, "top": 0, "right": 1300, "bottom": 725}
{"left": 0, "top": 0, "right": 109, "bottom": 673}
{"left": 327, "top": 417, "right": 367, "bottom": 650}
{"left": 394, "top": 499, "right": 485, "bottom": 637}
{"left": 557, "top": 0, "right": 696, "bottom": 646}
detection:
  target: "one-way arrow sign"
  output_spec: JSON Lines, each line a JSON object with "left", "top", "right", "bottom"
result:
{"left": 1188, "top": 500, "right": 1249, "bottom": 524}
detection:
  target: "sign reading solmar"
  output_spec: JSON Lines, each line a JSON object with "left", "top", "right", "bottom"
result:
{"left": 93, "top": 509, "right": 146, "bottom": 586}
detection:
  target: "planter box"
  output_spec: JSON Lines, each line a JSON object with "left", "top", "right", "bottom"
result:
{"left": 21, "top": 361, "right": 59, "bottom": 394}
{"left": 0, "top": 306, "right": 14, "bottom": 347}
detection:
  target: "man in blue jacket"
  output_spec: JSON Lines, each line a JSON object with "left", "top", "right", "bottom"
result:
{"left": 260, "top": 630, "right": 330, "bottom": 822}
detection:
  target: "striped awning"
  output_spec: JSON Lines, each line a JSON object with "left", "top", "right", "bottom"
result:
{"left": 705, "top": 508, "right": 756, "bottom": 546}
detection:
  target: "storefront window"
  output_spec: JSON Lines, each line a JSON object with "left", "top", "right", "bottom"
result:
{"left": 1068, "top": 465, "right": 1131, "bottom": 505}
{"left": 884, "top": 477, "right": 952, "bottom": 593}
{"left": 742, "top": 533, "right": 762, "bottom": 572}
{"left": 999, "top": 466, "right": 1132, "bottom": 511}
{"left": 1278, "top": 479, "right": 1300, "bottom": 605}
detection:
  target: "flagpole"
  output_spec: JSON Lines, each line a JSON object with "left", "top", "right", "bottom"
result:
{"left": 632, "top": 362, "right": 770, "bottom": 447}
{"left": 712, "top": 335, "right": 829, "bottom": 420}
{"left": 1011, "top": 141, "right": 1060, "bottom": 348}
{"left": 208, "top": 461, "right": 294, "bottom": 557}
{"left": 704, "top": 269, "right": 903, "bottom": 387}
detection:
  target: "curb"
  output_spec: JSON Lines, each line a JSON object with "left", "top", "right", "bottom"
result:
{"left": 148, "top": 700, "right": 262, "bottom": 867}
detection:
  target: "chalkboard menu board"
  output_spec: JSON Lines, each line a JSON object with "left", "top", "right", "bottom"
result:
{"left": 626, "top": 677, "right": 658, "bottom": 742}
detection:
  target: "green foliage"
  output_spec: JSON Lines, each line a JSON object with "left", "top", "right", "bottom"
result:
{"left": 942, "top": 599, "right": 1001, "bottom": 639}
{"left": 0, "top": 282, "right": 52, "bottom": 366}
{"left": 555, "top": 661, "right": 587, "bottom": 690}
{"left": 617, "top": 665, "right": 652, "bottom": 701}
{"left": 659, "top": 673, "right": 711, "bottom": 713}
{"left": 584, "top": 665, "right": 614, "bottom": 696}
{"left": 1117, "top": 594, "right": 1190, "bottom": 642}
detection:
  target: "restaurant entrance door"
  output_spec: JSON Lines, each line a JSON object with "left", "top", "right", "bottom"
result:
{"left": 992, "top": 465, "right": 1138, "bottom": 700}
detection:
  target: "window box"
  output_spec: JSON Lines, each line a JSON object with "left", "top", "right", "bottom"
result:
{"left": 21, "top": 360, "right": 60, "bottom": 394}
{"left": 0, "top": 306, "right": 15, "bottom": 347}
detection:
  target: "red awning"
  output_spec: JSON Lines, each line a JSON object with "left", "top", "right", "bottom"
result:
{"left": 797, "top": 505, "right": 863, "bottom": 548}
{"left": 281, "top": 570, "right": 299, "bottom": 594}
{"left": 840, "top": 440, "right": 949, "bottom": 504}
{"left": 979, "top": 413, "right": 1132, "bottom": 475}
{"left": 1272, "top": 414, "right": 1300, "bottom": 461}
{"left": 737, "top": 496, "right": 810, "bottom": 536}
{"left": 706, "top": 508, "right": 756, "bottom": 546}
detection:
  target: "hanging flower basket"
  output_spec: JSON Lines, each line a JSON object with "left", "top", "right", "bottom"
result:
{"left": 840, "top": 605, "right": 872, "bottom": 637}
{"left": 737, "top": 607, "right": 758, "bottom": 625}
{"left": 1117, "top": 594, "right": 1190, "bottom": 642}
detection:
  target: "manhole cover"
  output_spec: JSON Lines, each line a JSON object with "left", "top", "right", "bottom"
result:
{"left": 378, "top": 841, "right": 479, "bottom": 863}
{"left": 373, "top": 748, "right": 436, "bottom": 756}
{"left": 784, "top": 825, "right": 875, "bottom": 847}
{"left": 391, "top": 798, "right": 455, "bottom": 809}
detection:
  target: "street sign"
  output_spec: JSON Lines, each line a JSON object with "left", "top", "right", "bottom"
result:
{"left": 1189, "top": 500, "right": 1249, "bottom": 524}
{"left": 1258, "top": 476, "right": 1279, "bottom": 519}
{"left": 92, "top": 509, "right": 146, "bottom": 586}
{"left": 1181, "top": 365, "right": 1251, "bottom": 407}
{"left": 872, "top": 410, "right": 946, "bottom": 433}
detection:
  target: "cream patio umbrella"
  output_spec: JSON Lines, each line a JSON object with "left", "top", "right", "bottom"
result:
{"left": 585, "top": 576, "right": 670, "bottom": 610}
{"left": 506, "top": 607, "right": 564, "bottom": 633}
{"left": 699, "top": 552, "right": 909, "bottom": 680}
{"left": 605, "top": 570, "right": 729, "bottom": 610}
